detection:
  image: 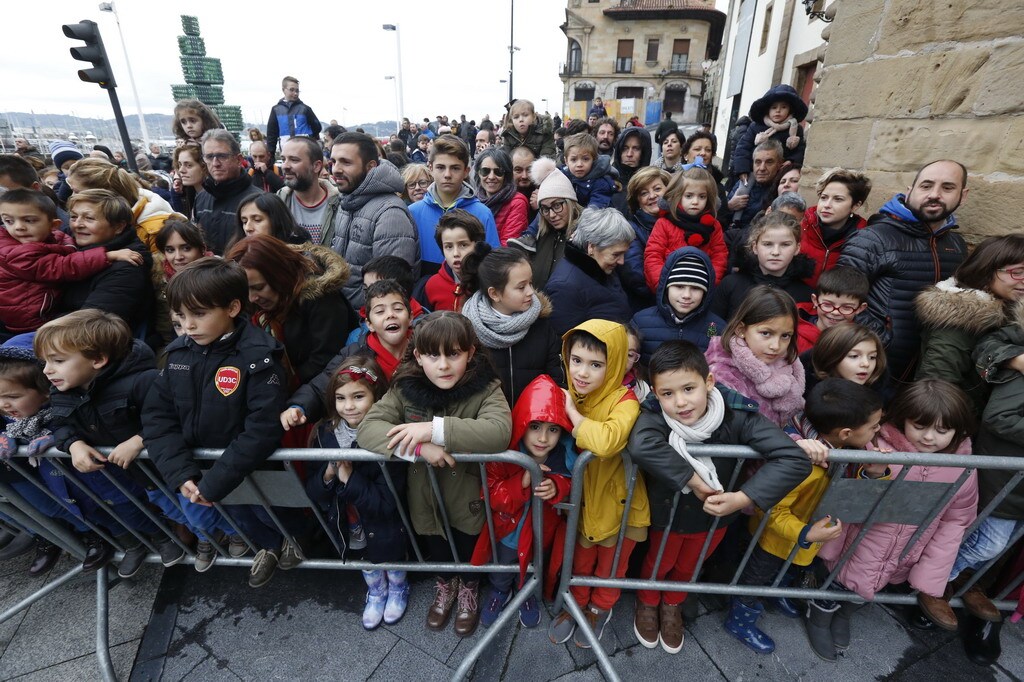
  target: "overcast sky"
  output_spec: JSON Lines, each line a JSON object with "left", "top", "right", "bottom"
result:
{"left": 3, "top": 0, "right": 568, "bottom": 133}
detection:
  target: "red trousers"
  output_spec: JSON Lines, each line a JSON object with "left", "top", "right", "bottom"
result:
{"left": 569, "top": 538, "right": 638, "bottom": 611}
{"left": 636, "top": 527, "right": 727, "bottom": 606}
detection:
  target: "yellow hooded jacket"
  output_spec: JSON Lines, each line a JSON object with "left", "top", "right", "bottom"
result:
{"left": 563, "top": 319, "right": 649, "bottom": 544}
{"left": 133, "top": 189, "right": 186, "bottom": 253}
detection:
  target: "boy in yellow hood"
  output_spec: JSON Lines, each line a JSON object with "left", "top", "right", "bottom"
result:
{"left": 548, "top": 319, "right": 649, "bottom": 648}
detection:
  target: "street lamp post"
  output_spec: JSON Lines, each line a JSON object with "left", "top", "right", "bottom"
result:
{"left": 507, "top": 0, "right": 519, "bottom": 103}
{"left": 385, "top": 76, "right": 400, "bottom": 135}
{"left": 98, "top": 2, "right": 148, "bottom": 148}
{"left": 382, "top": 24, "right": 405, "bottom": 125}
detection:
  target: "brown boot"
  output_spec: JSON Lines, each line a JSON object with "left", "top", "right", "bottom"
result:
{"left": 633, "top": 601, "right": 659, "bottom": 648}
{"left": 961, "top": 584, "right": 1002, "bottom": 623}
{"left": 426, "top": 577, "right": 459, "bottom": 630}
{"left": 453, "top": 579, "right": 480, "bottom": 638}
{"left": 659, "top": 601, "right": 685, "bottom": 654}
{"left": 917, "top": 592, "right": 957, "bottom": 631}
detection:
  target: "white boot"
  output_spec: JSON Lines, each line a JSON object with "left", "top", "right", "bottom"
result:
{"left": 362, "top": 569, "right": 388, "bottom": 630}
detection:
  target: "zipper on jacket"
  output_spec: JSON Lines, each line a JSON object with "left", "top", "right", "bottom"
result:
{"left": 929, "top": 236, "right": 941, "bottom": 283}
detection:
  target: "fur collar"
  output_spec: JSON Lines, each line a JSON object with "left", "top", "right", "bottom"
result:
{"left": 537, "top": 291, "right": 553, "bottom": 319}
{"left": 564, "top": 242, "right": 611, "bottom": 283}
{"left": 915, "top": 278, "right": 1008, "bottom": 334}
{"left": 395, "top": 352, "right": 498, "bottom": 412}
{"left": 288, "top": 243, "right": 351, "bottom": 302}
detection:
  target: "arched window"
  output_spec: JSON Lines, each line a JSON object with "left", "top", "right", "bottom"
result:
{"left": 567, "top": 39, "right": 582, "bottom": 74}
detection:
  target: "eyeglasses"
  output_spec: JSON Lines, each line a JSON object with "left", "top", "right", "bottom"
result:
{"left": 406, "top": 180, "right": 430, "bottom": 189}
{"left": 816, "top": 300, "right": 861, "bottom": 315}
{"left": 540, "top": 199, "right": 567, "bottom": 216}
{"left": 479, "top": 167, "right": 505, "bottom": 178}
{"left": 203, "top": 153, "right": 234, "bottom": 163}
{"left": 997, "top": 267, "right": 1024, "bottom": 282}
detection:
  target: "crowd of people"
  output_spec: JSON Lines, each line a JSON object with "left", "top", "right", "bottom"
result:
{"left": 0, "top": 77, "right": 1021, "bottom": 666}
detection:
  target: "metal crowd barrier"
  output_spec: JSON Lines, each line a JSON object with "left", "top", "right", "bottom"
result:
{"left": 0, "top": 447, "right": 546, "bottom": 682}
{"left": 552, "top": 446, "right": 1024, "bottom": 682}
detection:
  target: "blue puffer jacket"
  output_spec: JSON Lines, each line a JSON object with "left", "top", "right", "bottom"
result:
{"left": 620, "top": 209, "right": 658, "bottom": 310}
{"left": 408, "top": 183, "right": 500, "bottom": 267}
{"left": 563, "top": 155, "right": 618, "bottom": 209}
{"left": 631, "top": 247, "right": 725, "bottom": 361}
{"left": 837, "top": 194, "right": 966, "bottom": 381}
{"left": 266, "top": 98, "right": 322, "bottom": 153}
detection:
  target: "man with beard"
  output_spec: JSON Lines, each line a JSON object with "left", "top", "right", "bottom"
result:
{"left": 838, "top": 159, "right": 969, "bottom": 380}
{"left": 249, "top": 141, "right": 284, "bottom": 193}
{"left": 325, "top": 132, "right": 419, "bottom": 308}
{"left": 610, "top": 127, "right": 652, "bottom": 214}
{"left": 475, "top": 129, "right": 495, "bottom": 157}
{"left": 594, "top": 117, "right": 620, "bottom": 158}
{"left": 277, "top": 138, "right": 337, "bottom": 244}
{"left": 193, "top": 129, "right": 263, "bottom": 254}
{"left": 511, "top": 146, "right": 539, "bottom": 222}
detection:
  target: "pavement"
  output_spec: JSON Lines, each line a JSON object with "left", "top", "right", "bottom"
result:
{"left": 1, "top": 550, "right": 1023, "bottom": 681}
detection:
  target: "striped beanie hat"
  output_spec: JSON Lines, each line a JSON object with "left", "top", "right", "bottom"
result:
{"left": 666, "top": 254, "right": 710, "bottom": 292}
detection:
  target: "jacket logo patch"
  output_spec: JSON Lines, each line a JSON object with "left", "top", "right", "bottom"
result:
{"left": 214, "top": 366, "right": 241, "bottom": 397}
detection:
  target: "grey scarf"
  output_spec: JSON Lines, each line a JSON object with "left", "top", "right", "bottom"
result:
{"left": 461, "top": 291, "right": 541, "bottom": 349}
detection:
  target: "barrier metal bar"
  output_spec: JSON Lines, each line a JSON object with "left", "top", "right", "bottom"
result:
{"left": 0, "top": 563, "right": 84, "bottom": 624}
{"left": 552, "top": 451, "right": 593, "bottom": 613}
{"left": 647, "top": 490, "right": 680, "bottom": 580}
{"left": 378, "top": 461, "right": 425, "bottom": 562}
{"left": 244, "top": 475, "right": 302, "bottom": 551}
{"left": 46, "top": 459, "right": 132, "bottom": 553}
{"left": 688, "top": 458, "right": 745, "bottom": 582}
{"left": 772, "top": 462, "right": 843, "bottom": 587}
{"left": 732, "top": 501, "right": 774, "bottom": 586}
{"left": 97, "top": 465, "right": 182, "bottom": 554}
{"left": 287, "top": 460, "right": 345, "bottom": 559}
{"left": 608, "top": 454, "right": 639, "bottom": 585}
{"left": 96, "top": 568, "right": 116, "bottom": 682}
{"left": 426, "top": 466, "right": 462, "bottom": 562}
{"left": 479, "top": 463, "right": 499, "bottom": 565}
{"left": 995, "top": 570, "right": 1024, "bottom": 602}
{"left": 954, "top": 521, "right": 1024, "bottom": 598}
{"left": 562, "top": 587, "right": 620, "bottom": 682}
{"left": 135, "top": 461, "right": 210, "bottom": 558}
{"left": 0, "top": 482, "right": 86, "bottom": 558}
{"left": 961, "top": 471, "right": 1024, "bottom": 539}
{"left": 898, "top": 466, "right": 974, "bottom": 562}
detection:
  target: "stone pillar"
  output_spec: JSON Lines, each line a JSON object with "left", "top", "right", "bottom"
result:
{"left": 803, "top": 1, "right": 1024, "bottom": 242}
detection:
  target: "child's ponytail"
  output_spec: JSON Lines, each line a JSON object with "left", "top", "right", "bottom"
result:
{"left": 458, "top": 242, "right": 494, "bottom": 297}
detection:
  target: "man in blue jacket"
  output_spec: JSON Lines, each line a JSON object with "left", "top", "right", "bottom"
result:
{"left": 266, "top": 76, "right": 322, "bottom": 157}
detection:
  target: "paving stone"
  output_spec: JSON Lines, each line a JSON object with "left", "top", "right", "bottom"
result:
{"left": 7, "top": 638, "right": 138, "bottom": 681}
{"left": 897, "top": 636, "right": 1012, "bottom": 682}
{"left": 498, "top": 609, "right": 579, "bottom": 681}
{"left": 367, "top": 639, "right": 452, "bottom": 681}
{"left": 379, "top": 574, "right": 466, "bottom": 665}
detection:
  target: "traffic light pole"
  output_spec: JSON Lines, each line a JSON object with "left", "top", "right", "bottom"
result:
{"left": 106, "top": 87, "right": 138, "bottom": 173}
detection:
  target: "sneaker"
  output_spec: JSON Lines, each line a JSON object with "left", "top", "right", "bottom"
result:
{"left": 659, "top": 602, "right": 685, "bottom": 654}
{"left": 519, "top": 595, "right": 541, "bottom": 628}
{"left": 479, "top": 586, "right": 511, "bottom": 628}
{"left": 29, "top": 537, "right": 62, "bottom": 576}
{"left": 633, "top": 601, "right": 660, "bottom": 649}
{"left": 574, "top": 605, "right": 612, "bottom": 649}
{"left": 278, "top": 538, "right": 304, "bottom": 570}
{"left": 153, "top": 534, "right": 185, "bottom": 567}
{"left": 194, "top": 540, "right": 216, "bottom": 573}
{"left": 453, "top": 580, "right": 481, "bottom": 638}
{"left": 227, "top": 535, "right": 249, "bottom": 558}
{"left": 248, "top": 549, "right": 279, "bottom": 588}
{"left": 508, "top": 233, "right": 537, "bottom": 253}
{"left": 426, "top": 577, "right": 459, "bottom": 630}
{"left": 548, "top": 610, "right": 576, "bottom": 644}
{"left": 81, "top": 533, "right": 113, "bottom": 572}
{"left": 348, "top": 522, "right": 367, "bottom": 551}
{"left": 118, "top": 538, "right": 149, "bottom": 579}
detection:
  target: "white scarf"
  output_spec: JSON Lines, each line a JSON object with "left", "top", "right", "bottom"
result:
{"left": 333, "top": 422, "right": 358, "bottom": 449}
{"left": 661, "top": 387, "right": 726, "bottom": 494}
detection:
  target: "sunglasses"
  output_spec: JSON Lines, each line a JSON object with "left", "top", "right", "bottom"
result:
{"left": 479, "top": 167, "right": 506, "bottom": 178}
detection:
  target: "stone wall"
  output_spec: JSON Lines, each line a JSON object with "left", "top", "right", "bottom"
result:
{"left": 802, "top": 0, "right": 1024, "bottom": 242}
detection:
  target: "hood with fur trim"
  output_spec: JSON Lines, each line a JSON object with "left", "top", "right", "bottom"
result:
{"left": 287, "top": 243, "right": 351, "bottom": 303}
{"left": 915, "top": 277, "right": 1009, "bottom": 335}
{"left": 394, "top": 349, "right": 499, "bottom": 412}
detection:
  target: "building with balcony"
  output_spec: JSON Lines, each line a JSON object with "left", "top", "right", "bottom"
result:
{"left": 559, "top": 0, "right": 727, "bottom": 125}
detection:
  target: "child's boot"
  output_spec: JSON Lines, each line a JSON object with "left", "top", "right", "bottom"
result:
{"left": 426, "top": 576, "right": 459, "bottom": 630}
{"left": 963, "top": 613, "right": 1003, "bottom": 666}
{"left": 29, "top": 537, "right": 62, "bottom": 575}
{"left": 362, "top": 569, "right": 388, "bottom": 630}
{"left": 384, "top": 570, "right": 409, "bottom": 625}
{"left": 453, "top": 579, "right": 481, "bottom": 637}
{"left": 805, "top": 600, "right": 839, "bottom": 661}
{"left": 831, "top": 600, "right": 865, "bottom": 651}
{"left": 723, "top": 598, "right": 775, "bottom": 654}
{"left": 767, "top": 574, "right": 801, "bottom": 618}
{"left": 81, "top": 532, "right": 113, "bottom": 571}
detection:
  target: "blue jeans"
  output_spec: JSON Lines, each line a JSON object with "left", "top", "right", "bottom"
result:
{"left": 146, "top": 490, "right": 235, "bottom": 542}
{"left": 224, "top": 505, "right": 309, "bottom": 551}
{"left": 949, "top": 517, "right": 1024, "bottom": 581}
{"left": 0, "top": 479, "right": 90, "bottom": 534}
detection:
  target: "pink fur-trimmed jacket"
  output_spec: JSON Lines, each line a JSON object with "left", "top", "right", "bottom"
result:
{"left": 818, "top": 423, "right": 978, "bottom": 600}
{"left": 704, "top": 335, "right": 804, "bottom": 426}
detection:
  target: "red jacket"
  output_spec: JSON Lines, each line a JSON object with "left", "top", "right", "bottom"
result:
{"left": 796, "top": 302, "right": 821, "bottom": 353}
{"left": 423, "top": 263, "right": 465, "bottom": 312}
{"left": 644, "top": 209, "right": 727, "bottom": 292}
{"left": 471, "top": 375, "right": 573, "bottom": 596}
{"left": 799, "top": 206, "right": 867, "bottom": 287}
{"left": 0, "top": 228, "right": 109, "bottom": 333}
{"left": 494, "top": 191, "right": 529, "bottom": 246}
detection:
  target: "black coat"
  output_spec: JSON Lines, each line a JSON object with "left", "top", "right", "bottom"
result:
{"left": 545, "top": 243, "right": 633, "bottom": 339}
{"left": 288, "top": 338, "right": 367, "bottom": 424}
{"left": 627, "top": 387, "right": 811, "bottom": 534}
{"left": 54, "top": 228, "right": 153, "bottom": 331}
{"left": 303, "top": 424, "right": 408, "bottom": 563}
{"left": 50, "top": 339, "right": 157, "bottom": 451}
{"left": 193, "top": 173, "right": 264, "bottom": 255}
{"left": 478, "top": 298, "right": 564, "bottom": 407}
{"left": 142, "top": 321, "right": 287, "bottom": 502}
{"left": 711, "top": 254, "right": 815, "bottom": 322}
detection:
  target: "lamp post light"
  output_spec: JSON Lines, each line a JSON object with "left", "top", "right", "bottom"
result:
{"left": 98, "top": 2, "right": 149, "bottom": 148}
{"left": 385, "top": 76, "right": 400, "bottom": 135}
{"left": 382, "top": 24, "right": 405, "bottom": 124}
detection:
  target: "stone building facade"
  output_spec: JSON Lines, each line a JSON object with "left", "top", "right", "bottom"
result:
{"left": 804, "top": 1, "right": 1024, "bottom": 242}
{"left": 559, "top": 0, "right": 726, "bottom": 124}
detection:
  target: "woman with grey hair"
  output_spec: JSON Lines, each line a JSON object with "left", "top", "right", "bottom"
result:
{"left": 474, "top": 148, "right": 528, "bottom": 246}
{"left": 545, "top": 206, "right": 635, "bottom": 336}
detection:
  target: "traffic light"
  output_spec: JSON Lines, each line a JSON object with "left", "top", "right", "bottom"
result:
{"left": 62, "top": 20, "right": 116, "bottom": 89}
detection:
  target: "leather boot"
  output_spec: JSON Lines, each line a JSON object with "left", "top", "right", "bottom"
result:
{"left": 426, "top": 576, "right": 459, "bottom": 630}
{"left": 453, "top": 579, "right": 480, "bottom": 638}
{"left": 28, "top": 537, "right": 62, "bottom": 575}
{"left": 962, "top": 613, "right": 1002, "bottom": 666}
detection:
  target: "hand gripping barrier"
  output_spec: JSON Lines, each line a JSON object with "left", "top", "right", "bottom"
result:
{"left": 551, "top": 446, "right": 1024, "bottom": 682}
{"left": 0, "top": 447, "right": 545, "bottom": 682}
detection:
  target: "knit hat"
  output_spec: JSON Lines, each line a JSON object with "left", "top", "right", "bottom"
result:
{"left": 48, "top": 140, "right": 83, "bottom": 171}
{"left": 666, "top": 254, "right": 710, "bottom": 292}
{"left": 0, "top": 333, "right": 41, "bottom": 366}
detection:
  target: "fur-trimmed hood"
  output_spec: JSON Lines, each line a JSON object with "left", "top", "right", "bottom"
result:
{"left": 394, "top": 351, "right": 499, "bottom": 412}
{"left": 915, "top": 277, "right": 1009, "bottom": 335}
{"left": 288, "top": 243, "right": 351, "bottom": 302}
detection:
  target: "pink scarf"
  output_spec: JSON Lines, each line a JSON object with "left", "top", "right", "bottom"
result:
{"left": 727, "top": 335, "right": 805, "bottom": 421}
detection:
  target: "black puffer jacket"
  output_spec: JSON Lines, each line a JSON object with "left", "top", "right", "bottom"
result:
{"left": 50, "top": 339, "right": 157, "bottom": 450}
{"left": 837, "top": 195, "right": 966, "bottom": 381}
{"left": 193, "top": 173, "right": 263, "bottom": 255}
{"left": 627, "top": 387, "right": 811, "bottom": 534}
{"left": 142, "top": 321, "right": 287, "bottom": 502}
{"left": 711, "top": 253, "right": 815, "bottom": 322}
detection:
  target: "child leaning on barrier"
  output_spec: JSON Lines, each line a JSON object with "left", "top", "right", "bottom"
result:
{"left": 472, "top": 374, "right": 575, "bottom": 630}
{"left": 818, "top": 380, "right": 978, "bottom": 647}
{"left": 547, "top": 320, "right": 648, "bottom": 650}
{"left": 628, "top": 341, "right": 811, "bottom": 655}
{"left": 303, "top": 355, "right": 410, "bottom": 630}
{"left": 357, "top": 311, "right": 512, "bottom": 639}
{"left": 142, "top": 258, "right": 291, "bottom": 588}
{"left": 34, "top": 310, "right": 185, "bottom": 579}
